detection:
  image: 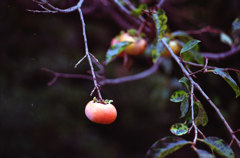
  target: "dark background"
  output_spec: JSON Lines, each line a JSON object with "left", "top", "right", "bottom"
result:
{"left": 1, "top": 0, "right": 240, "bottom": 157}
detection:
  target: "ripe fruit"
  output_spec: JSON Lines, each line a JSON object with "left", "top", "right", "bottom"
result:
{"left": 85, "top": 100, "right": 117, "bottom": 125}
{"left": 161, "top": 40, "right": 182, "bottom": 57}
{"left": 119, "top": 33, "right": 147, "bottom": 56}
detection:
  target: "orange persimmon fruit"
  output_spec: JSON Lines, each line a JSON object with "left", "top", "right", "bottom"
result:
{"left": 119, "top": 33, "right": 147, "bottom": 56}
{"left": 85, "top": 100, "right": 117, "bottom": 124}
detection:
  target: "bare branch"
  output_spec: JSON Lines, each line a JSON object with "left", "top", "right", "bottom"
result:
{"left": 190, "top": 84, "right": 198, "bottom": 145}
{"left": 41, "top": 67, "right": 92, "bottom": 86}
{"left": 29, "top": 0, "right": 84, "bottom": 13}
{"left": 201, "top": 45, "right": 240, "bottom": 60}
{"left": 99, "top": 58, "right": 162, "bottom": 85}
{"left": 75, "top": 54, "right": 87, "bottom": 68}
{"left": 78, "top": 7, "right": 103, "bottom": 100}
{"left": 157, "top": 0, "right": 166, "bottom": 9}
{"left": 109, "top": 0, "right": 151, "bottom": 34}
{"left": 183, "top": 60, "right": 240, "bottom": 73}
{"left": 185, "top": 26, "right": 222, "bottom": 35}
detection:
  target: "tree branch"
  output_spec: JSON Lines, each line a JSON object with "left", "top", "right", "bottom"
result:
{"left": 41, "top": 68, "right": 92, "bottom": 86}
{"left": 28, "top": 0, "right": 84, "bottom": 13}
{"left": 161, "top": 39, "right": 240, "bottom": 148}
{"left": 99, "top": 58, "right": 162, "bottom": 85}
{"left": 201, "top": 45, "right": 240, "bottom": 60}
{"left": 109, "top": 0, "right": 151, "bottom": 34}
{"left": 156, "top": 0, "right": 166, "bottom": 9}
{"left": 77, "top": 7, "right": 103, "bottom": 100}
{"left": 190, "top": 84, "right": 198, "bottom": 145}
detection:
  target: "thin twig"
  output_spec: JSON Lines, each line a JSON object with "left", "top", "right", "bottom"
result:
{"left": 190, "top": 84, "right": 198, "bottom": 145}
{"left": 78, "top": 7, "right": 103, "bottom": 100}
{"left": 161, "top": 39, "right": 240, "bottom": 148}
{"left": 41, "top": 67, "right": 93, "bottom": 86}
{"left": 109, "top": 0, "right": 151, "bottom": 34}
{"left": 74, "top": 54, "right": 87, "bottom": 68}
{"left": 156, "top": 0, "right": 166, "bottom": 9}
{"left": 198, "top": 129, "right": 206, "bottom": 139}
{"left": 28, "top": 0, "right": 84, "bottom": 13}
{"left": 183, "top": 60, "right": 240, "bottom": 73}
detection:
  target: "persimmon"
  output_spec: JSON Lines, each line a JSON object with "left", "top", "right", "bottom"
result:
{"left": 119, "top": 33, "right": 147, "bottom": 56}
{"left": 85, "top": 99, "right": 117, "bottom": 125}
{"left": 161, "top": 40, "right": 181, "bottom": 57}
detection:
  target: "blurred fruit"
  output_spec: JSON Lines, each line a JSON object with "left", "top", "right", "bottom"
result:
{"left": 162, "top": 40, "right": 181, "bottom": 57}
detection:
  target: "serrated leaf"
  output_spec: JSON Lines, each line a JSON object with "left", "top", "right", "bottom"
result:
{"left": 193, "top": 148, "right": 216, "bottom": 158}
{"left": 198, "top": 137, "right": 235, "bottom": 158}
{"left": 195, "top": 101, "right": 208, "bottom": 127}
{"left": 105, "top": 41, "right": 131, "bottom": 64}
{"left": 179, "top": 77, "right": 190, "bottom": 91}
{"left": 145, "top": 137, "right": 191, "bottom": 158}
{"left": 180, "top": 96, "right": 189, "bottom": 118}
{"left": 180, "top": 39, "right": 201, "bottom": 54}
{"left": 170, "top": 123, "right": 188, "bottom": 136}
{"left": 220, "top": 32, "right": 233, "bottom": 46}
{"left": 131, "top": 4, "right": 148, "bottom": 17}
{"left": 210, "top": 68, "right": 240, "bottom": 98}
{"left": 152, "top": 9, "right": 168, "bottom": 41}
{"left": 170, "top": 90, "right": 187, "bottom": 102}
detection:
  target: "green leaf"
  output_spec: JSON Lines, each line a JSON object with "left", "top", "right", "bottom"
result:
{"left": 232, "top": 17, "right": 240, "bottom": 31}
{"left": 193, "top": 148, "right": 216, "bottom": 158}
{"left": 180, "top": 39, "right": 201, "bottom": 54}
{"left": 152, "top": 40, "right": 165, "bottom": 62}
{"left": 198, "top": 137, "right": 235, "bottom": 158}
{"left": 232, "top": 17, "right": 240, "bottom": 42}
{"left": 180, "top": 40, "right": 204, "bottom": 64}
{"left": 152, "top": 9, "right": 168, "bottom": 41}
{"left": 131, "top": 4, "right": 148, "bottom": 17}
{"left": 145, "top": 137, "right": 191, "bottom": 158}
{"left": 195, "top": 100, "right": 208, "bottom": 127}
{"left": 105, "top": 41, "right": 131, "bottom": 64}
{"left": 170, "top": 123, "right": 188, "bottom": 136}
{"left": 179, "top": 77, "right": 190, "bottom": 91}
{"left": 220, "top": 32, "right": 233, "bottom": 46}
{"left": 210, "top": 68, "right": 240, "bottom": 98}
{"left": 170, "top": 90, "right": 187, "bottom": 102}
{"left": 180, "top": 96, "right": 189, "bottom": 118}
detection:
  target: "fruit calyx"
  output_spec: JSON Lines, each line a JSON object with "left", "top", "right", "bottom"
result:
{"left": 93, "top": 97, "right": 113, "bottom": 104}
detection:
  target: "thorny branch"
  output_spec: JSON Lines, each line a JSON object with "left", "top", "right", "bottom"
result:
{"left": 161, "top": 39, "right": 240, "bottom": 148}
